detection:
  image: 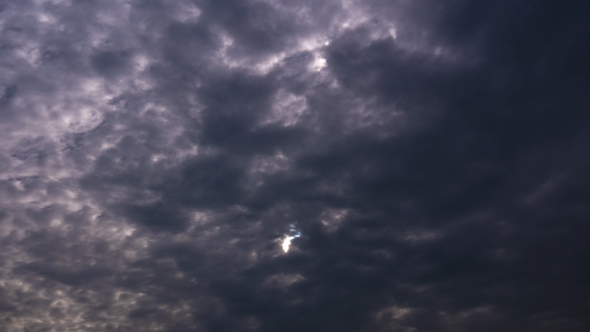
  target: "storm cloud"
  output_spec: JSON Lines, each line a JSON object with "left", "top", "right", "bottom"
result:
{"left": 0, "top": 0, "right": 589, "bottom": 331}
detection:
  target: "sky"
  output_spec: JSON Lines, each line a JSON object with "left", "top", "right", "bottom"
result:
{"left": 0, "top": 0, "right": 589, "bottom": 331}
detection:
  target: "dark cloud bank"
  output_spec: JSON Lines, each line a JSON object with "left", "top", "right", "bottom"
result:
{"left": 0, "top": 0, "right": 589, "bottom": 331}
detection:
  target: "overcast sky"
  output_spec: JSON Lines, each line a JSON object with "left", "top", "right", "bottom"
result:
{"left": 0, "top": 0, "right": 589, "bottom": 331}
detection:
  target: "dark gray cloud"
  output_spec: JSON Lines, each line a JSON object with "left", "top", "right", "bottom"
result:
{"left": 0, "top": 0, "right": 589, "bottom": 331}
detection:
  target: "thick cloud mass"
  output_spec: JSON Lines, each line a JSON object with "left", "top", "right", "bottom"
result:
{"left": 0, "top": 0, "right": 589, "bottom": 331}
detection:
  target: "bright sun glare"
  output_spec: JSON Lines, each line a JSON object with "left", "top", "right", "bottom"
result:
{"left": 282, "top": 236, "right": 295, "bottom": 252}
{"left": 282, "top": 225, "right": 301, "bottom": 252}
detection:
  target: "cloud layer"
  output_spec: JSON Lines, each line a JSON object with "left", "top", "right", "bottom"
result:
{"left": 0, "top": 0, "right": 589, "bottom": 331}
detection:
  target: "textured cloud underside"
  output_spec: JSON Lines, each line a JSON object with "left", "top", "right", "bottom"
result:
{"left": 0, "top": 0, "right": 589, "bottom": 331}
